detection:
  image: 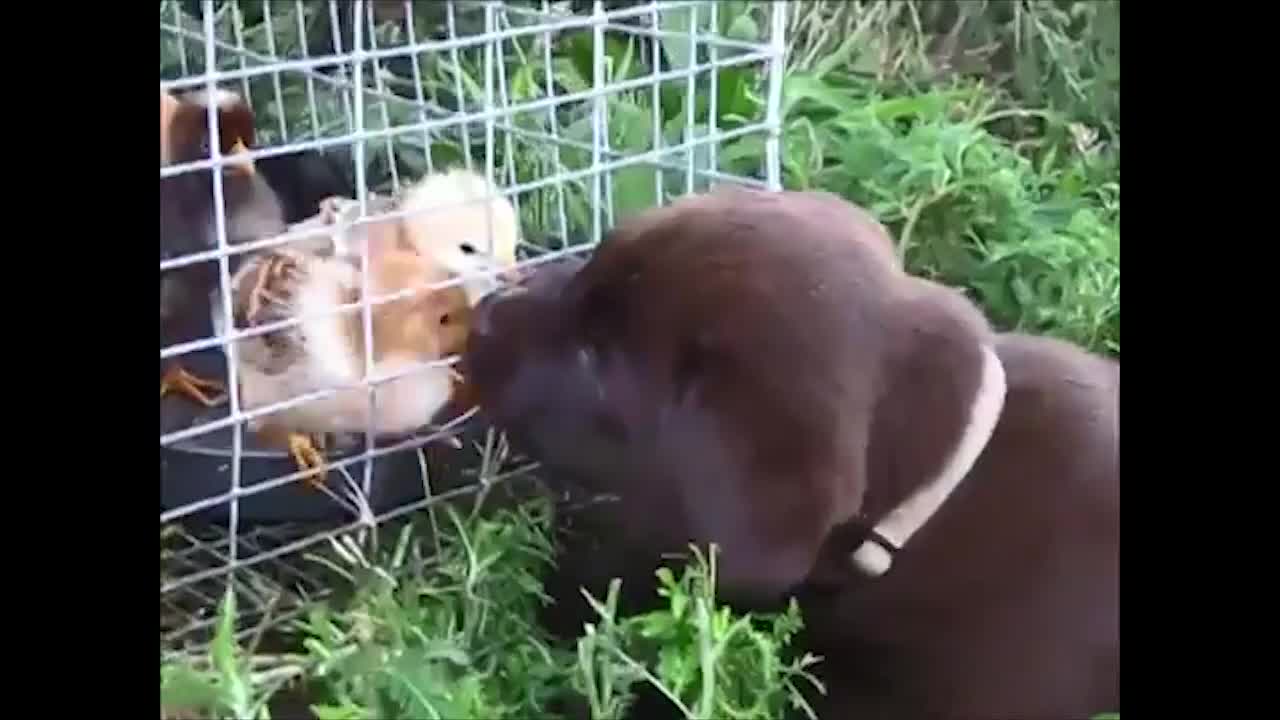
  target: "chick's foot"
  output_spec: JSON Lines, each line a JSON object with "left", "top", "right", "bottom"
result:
{"left": 160, "top": 363, "right": 228, "bottom": 407}
{"left": 288, "top": 433, "right": 330, "bottom": 490}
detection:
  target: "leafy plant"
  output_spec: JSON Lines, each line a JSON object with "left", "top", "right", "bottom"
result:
{"left": 161, "top": 590, "right": 302, "bottom": 719}
{"left": 296, "top": 501, "right": 568, "bottom": 719}
{"left": 160, "top": 500, "right": 817, "bottom": 720}
{"left": 734, "top": 64, "right": 1118, "bottom": 354}
{"left": 574, "top": 545, "right": 825, "bottom": 720}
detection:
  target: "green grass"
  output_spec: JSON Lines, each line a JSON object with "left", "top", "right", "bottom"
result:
{"left": 160, "top": 2, "right": 1119, "bottom": 717}
{"left": 760, "top": 0, "right": 1119, "bottom": 353}
{"left": 161, "top": 496, "right": 819, "bottom": 719}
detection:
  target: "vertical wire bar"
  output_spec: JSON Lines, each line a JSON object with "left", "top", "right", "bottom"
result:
{"left": 296, "top": 0, "right": 323, "bottom": 142}
{"left": 707, "top": 1, "right": 719, "bottom": 187}
{"left": 262, "top": 1, "right": 290, "bottom": 143}
{"left": 200, "top": 0, "right": 244, "bottom": 571}
{"left": 683, "top": 3, "right": 698, "bottom": 196}
{"left": 404, "top": 0, "right": 436, "bottom": 174}
{"left": 765, "top": 0, "right": 787, "bottom": 191}
{"left": 173, "top": 1, "right": 190, "bottom": 76}
{"left": 484, "top": 0, "right": 497, "bottom": 211}
{"left": 329, "top": 0, "right": 356, "bottom": 133}
{"left": 541, "top": 0, "right": 569, "bottom": 248}
{"left": 231, "top": 2, "right": 254, "bottom": 109}
{"left": 650, "top": 3, "right": 663, "bottom": 206}
{"left": 601, "top": 36, "right": 614, "bottom": 230}
{"left": 350, "top": 0, "right": 376, "bottom": 507}
{"left": 495, "top": 7, "right": 523, "bottom": 227}
{"left": 366, "top": 1, "right": 401, "bottom": 193}
{"left": 446, "top": 1, "right": 474, "bottom": 169}
{"left": 590, "top": 0, "right": 605, "bottom": 246}
{"left": 482, "top": 2, "right": 497, "bottom": 271}
{"left": 423, "top": 6, "right": 440, "bottom": 121}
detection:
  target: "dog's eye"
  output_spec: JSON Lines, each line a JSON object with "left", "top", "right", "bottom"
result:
{"left": 439, "top": 313, "right": 452, "bottom": 327}
{"left": 459, "top": 243, "right": 477, "bottom": 255}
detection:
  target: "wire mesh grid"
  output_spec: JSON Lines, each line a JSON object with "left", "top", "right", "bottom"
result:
{"left": 160, "top": 0, "right": 787, "bottom": 653}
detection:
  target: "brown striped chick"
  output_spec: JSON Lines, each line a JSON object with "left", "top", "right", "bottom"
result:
{"left": 227, "top": 180, "right": 513, "bottom": 487}
{"left": 161, "top": 88, "right": 287, "bottom": 408}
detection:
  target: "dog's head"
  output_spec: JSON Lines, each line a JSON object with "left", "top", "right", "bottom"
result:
{"left": 463, "top": 188, "right": 1006, "bottom": 605}
{"left": 463, "top": 254, "right": 607, "bottom": 471}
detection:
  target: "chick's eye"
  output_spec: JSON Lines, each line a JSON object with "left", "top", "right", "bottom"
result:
{"left": 459, "top": 243, "right": 476, "bottom": 255}
{"left": 439, "top": 313, "right": 452, "bottom": 327}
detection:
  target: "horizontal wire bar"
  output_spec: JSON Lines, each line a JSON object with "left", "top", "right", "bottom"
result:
{"left": 159, "top": 47, "right": 773, "bottom": 178}
{"left": 161, "top": 460, "right": 541, "bottom": 595}
{"left": 159, "top": 122, "right": 769, "bottom": 362}
{"left": 159, "top": 0, "right": 725, "bottom": 97}
{"left": 158, "top": 235, "right": 595, "bottom": 367}
{"left": 502, "top": 0, "right": 704, "bottom": 24}
{"left": 161, "top": 14, "right": 591, "bottom": 92}
{"left": 600, "top": 22, "right": 769, "bottom": 56}
{"left": 160, "top": 259, "right": 590, "bottom": 455}
{"left": 160, "top": 113, "right": 767, "bottom": 283}
{"left": 161, "top": 411, "right": 481, "bottom": 521}
{"left": 163, "top": 523, "right": 321, "bottom": 580}
{"left": 496, "top": 122, "right": 768, "bottom": 188}
{"left": 500, "top": 2, "right": 772, "bottom": 56}
{"left": 161, "top": 27, "right": 413, "bottom": 119}
{"left": 163, "top": 590, "right": 329, "bottom": 646}
{"left": 160, "top": 0, "right": 780, "bottom": 623}
{"left": 161, "top": 186, "right": 564, "bottom": 275}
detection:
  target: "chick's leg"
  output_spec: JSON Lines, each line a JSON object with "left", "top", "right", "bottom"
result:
{"left": 254, "top": 424, "right": 331, "bottom": 491}
{"left": 288, "top": 433, "right": 330, "bottom": 490}
{"left": 160, "top": 362, "right": 227, "bottom": 407}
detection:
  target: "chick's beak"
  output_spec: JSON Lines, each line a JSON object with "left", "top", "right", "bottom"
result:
{"left": 226, "top": 138, "right": 255, "bottom": 176}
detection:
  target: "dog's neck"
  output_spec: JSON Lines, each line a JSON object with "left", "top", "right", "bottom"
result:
{"left": 850, "top": 344, "right": 1008, "bottom": 577}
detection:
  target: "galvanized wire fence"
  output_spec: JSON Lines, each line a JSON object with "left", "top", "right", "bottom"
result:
{"left": 159, "top": 0, "right": 786, "bottom": 651}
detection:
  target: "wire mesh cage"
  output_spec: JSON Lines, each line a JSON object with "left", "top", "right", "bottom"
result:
{"left": 159, "top": 0, "right": 787, "bottom": 655}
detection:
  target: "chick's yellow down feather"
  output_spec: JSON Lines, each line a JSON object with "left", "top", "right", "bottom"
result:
{"left": 227, "top": 168, "right": 519, "bottom": 487}
{"left": 397, "top": 168, "right": 521, "bottom": 300}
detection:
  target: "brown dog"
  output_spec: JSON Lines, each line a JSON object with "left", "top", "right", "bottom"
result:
{"left": 463, "top": 187, "right": 1119, "bottom": 719}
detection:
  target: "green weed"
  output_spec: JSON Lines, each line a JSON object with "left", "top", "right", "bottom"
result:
{"left": 161, "top": 498, "right": 812, "bottom": 720}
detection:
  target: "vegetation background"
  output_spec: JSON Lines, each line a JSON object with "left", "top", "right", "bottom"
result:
{"left": 159, "top": 1, "right": 1119, "bottom": 718}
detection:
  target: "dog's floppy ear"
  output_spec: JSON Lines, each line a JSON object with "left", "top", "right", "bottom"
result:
{"left": 849, "top": 281, "right": 1008, "bottom": 578}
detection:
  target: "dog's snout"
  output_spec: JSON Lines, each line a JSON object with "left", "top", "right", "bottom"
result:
{"left": 472, "top": 284, "right": 529, "bottom": 340}
{"left": 472, "top": 294, "right": 499, "bottom": 339}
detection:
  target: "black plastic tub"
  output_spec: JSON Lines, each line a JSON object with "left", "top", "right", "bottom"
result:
{"left": 159, "top": 348, "right": 484, "bottom": 526}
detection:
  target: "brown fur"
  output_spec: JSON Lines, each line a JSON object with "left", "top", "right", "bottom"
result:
{"left": 707, "top": 184, "right": 901, "bottom": 270}
{"left": 793, "top": 331, "right": 1119, "bottom": 720}
{"left": 463, "top": 188, "right": 1119, "bottom": 719}
{"left": 166, "top": 91, "right": 257, "bottom": 167}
